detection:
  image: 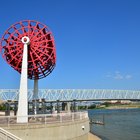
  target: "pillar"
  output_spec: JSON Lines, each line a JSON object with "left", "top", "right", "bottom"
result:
{"left": 17, "top": 36, "right": 30, "bottom": 123}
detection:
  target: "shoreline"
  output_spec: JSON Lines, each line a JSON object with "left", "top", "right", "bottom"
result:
{"left": 88, "top": 132, "right": 101, "bottom": 140}
{"left": 88, "top": 106, "right": 140, "bottom": 110}
{"left": 105, "top": 106, "right": 140, "bottom": 109}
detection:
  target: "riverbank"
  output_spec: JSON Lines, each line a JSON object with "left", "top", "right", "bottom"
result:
{"left": 105, "top": 105, "right": 140, "bottom": 109}
{"left": 94, "top": 104, "right": 140, "bottom": 110}
{"left": 88, "top": 133, "right": 101, "bottom": 140}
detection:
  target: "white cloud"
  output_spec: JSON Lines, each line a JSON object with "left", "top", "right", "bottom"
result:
{"left": 114, "top": 72, "right": 123, "bottom": 80}
{"left": 106, "top": 71, "right": 133, "bottom": 80}
{"left": 125, "top": 75, "right": 133, "bottom": 79}
{"left": 106, "top": 74, "right": 112, "bottom": 78}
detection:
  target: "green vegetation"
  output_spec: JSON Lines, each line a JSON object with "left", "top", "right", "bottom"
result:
{"left": 0, "top": 104, "right": 6, "bottom": 111}
{"left": 87, "top": 104, "right": 96, "bottom": 109}
{"left": 78, "top": 106, "right": 88, "bottom": 110}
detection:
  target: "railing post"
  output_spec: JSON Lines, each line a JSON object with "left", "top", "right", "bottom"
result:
{"left": 60, "top": 114, "right": 62, "bottom": 123}
{"left": 8, "top": 116, "right": 10, "bottom": 128}
{"left": 72, "top": 113, "right": 74, "bottom": 121}
{"left": 27, "top": 115, "right": 29, "bottom": 126}
{"left": 45, "top": 115, "right": 46, "bottom": 125}
{"left": 80, "top": 112, "right": 82, "bottom": 120}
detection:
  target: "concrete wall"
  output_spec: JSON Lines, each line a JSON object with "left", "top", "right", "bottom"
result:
{"left": 5, "top": 119, "right": 89, "bottom": 140}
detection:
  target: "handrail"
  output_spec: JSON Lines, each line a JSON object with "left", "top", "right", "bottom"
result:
{"left": 0, "top": 111, "right": 88, "bottom": 127}
{"left": 0, "top": 127, "right": 22, "bottom": 140}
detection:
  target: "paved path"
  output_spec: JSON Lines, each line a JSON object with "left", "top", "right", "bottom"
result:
{"left": 88, "top": 133, "right": 101, "bottom": 140}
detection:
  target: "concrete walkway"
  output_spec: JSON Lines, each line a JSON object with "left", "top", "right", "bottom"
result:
{"left": 88, "top": 133, "right": 101, "bottom": 140}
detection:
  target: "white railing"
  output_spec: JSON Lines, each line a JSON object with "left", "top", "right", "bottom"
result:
{"left": 0, "top": 127, "right": 22, "bottom": 140}
{"left": 0, "top": 111, "right": 88, "bottom": 127}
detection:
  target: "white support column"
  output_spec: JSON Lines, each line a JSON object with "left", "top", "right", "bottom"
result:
{"left": 17, "top": 36, "right": 30, "bottom": 123}
{"left": 66, "top": 102, "right": 71, "bottom": 112}
{"left": 33, "top": 79, "right": 38, "bottom": 115}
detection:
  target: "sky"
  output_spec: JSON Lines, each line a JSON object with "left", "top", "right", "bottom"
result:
{"left": 0, "top": 0, "right": 140, "bottom": 90}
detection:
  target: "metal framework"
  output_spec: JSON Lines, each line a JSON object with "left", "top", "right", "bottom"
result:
{"left": 1, "top": 20, "right": 56, "bottom": 80}
{"left": 0, "top": 89, "right": 140, "bottom": 101}
{"left": 0, "top": 20, "right": 56, "bottom": 123}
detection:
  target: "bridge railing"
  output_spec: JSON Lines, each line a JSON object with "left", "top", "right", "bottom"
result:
{"left": 0, "top": 111, "right": 88, "bottom": 127}
{"left": 0, "top": 89, "right": 140, "bottom": 101}
{"left": 0, "top": 127, "right": 22, "bottom": 140}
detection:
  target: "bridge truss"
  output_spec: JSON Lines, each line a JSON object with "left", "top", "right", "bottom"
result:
{"left": 0, "top": 89, "right": 140, "bottom": 102}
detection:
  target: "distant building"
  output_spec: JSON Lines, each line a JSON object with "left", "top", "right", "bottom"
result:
{"left": 120, "top": 100, "right": 131, "bottom": 104}
{"left": 106, "top": 100, "right": 131, "bottom": 104}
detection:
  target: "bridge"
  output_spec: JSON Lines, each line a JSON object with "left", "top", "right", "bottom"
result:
{"left": 0, "top": 89, "right": 140, "bottom": 102}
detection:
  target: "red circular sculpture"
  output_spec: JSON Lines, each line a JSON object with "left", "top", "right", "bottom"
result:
{"left": 0, "top": 20, "right": 56, "bottom": 80}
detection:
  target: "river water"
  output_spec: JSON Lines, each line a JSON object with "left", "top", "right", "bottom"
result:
{"left": 88, "top": 108, "right": 140, "bottom": 140}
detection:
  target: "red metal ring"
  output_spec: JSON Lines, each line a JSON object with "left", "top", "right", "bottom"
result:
{"left": 0, "top": 20, "right": 56, "bottom": 80}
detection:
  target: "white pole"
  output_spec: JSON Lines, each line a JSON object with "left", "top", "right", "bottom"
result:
{"left": 17, "top": 36, "right": 30, "bottom": 123}
{"left": 33, "top": 79, "right": 38, "bottom": 115}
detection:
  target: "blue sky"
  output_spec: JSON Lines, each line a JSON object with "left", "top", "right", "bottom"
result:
{"left": 0, "top": 0, "right": 140, "bottom": 90}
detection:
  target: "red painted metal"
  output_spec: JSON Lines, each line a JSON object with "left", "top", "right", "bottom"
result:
{"left": 0, "top": 20, "right": 56, "bottom": 80}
